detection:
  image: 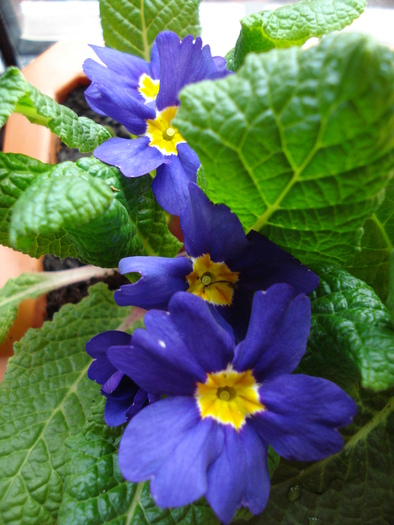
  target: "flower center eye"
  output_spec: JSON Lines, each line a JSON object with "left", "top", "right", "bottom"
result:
{"left": 195, "top": 366, "right": 265, "bottom": 430}
{"left": 186, "top": 253, "right": 239, "bottom": 306}
{"left": 201, "top": 273, "right": 212, "bottom": 286}
{"left": 217, "top": 386, "right": 236, "bottom": 401}
{"left": 163, "top": 127, "right": 176, "bottom": 141}
{"left": 146, "top": 106, "right": 186, "bottom": 156}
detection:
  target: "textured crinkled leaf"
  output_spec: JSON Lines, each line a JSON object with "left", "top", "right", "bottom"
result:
{"left": 57, "top": 399, "right": 220, "bottom": 525}
{"left": 9, "top": 162, "right": 114, "bottom": 259}
{"left": 75, "top": 156, "right": 182, "bottom": 258}
{"left": 346, "top": 178, "right": 394, "bottom": 302}
{"left": 0, "top": 284, "right": 132, "bottom": 525}
{"left": 250, "top": 389, "right": 393, "bottom": 525}
{"left": 303, "top": 267, "right": 394, "bottom": 392}
{"left": 0, "top": 266, "right": 115, "bottom": 347}
{"left": 0, "top": 67, "right": 111, "bottom": 151}
{"left": 233, "top": 0, "right": 366, "bottom": 69}
{"left": 99, "top": 0, "right": 200, "bottom": 60}
{"left": 0, "top": 152, "right": 50, "bottom": 247}
{"left": 176, "top": 33, "right": 394, "bottom": 266}
{"left": 1, "top": 153, "right": 180, "bottom": 264}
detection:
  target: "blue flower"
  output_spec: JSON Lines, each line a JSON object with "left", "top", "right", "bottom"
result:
{"left": 83, "top": 42, "right": 160, "bottom": 115}
{"left": 86, "top": 330, "right": 156, "bottom": 426}
{"left": 84, "top": 32, "right": 231, "bottom": 215}
{"left": 115, "top": 183, "right": 319, "bottom": 339}
{"left": 108, "top": 287, "right": 357, "bottom": 523}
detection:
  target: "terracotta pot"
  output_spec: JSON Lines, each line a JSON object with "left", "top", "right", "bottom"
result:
{"left": 0, "top": 41, "right": 95, "bottom": 378}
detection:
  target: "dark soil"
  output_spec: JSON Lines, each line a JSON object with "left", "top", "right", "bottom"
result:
{"left": 44, "top": 85, "right": 130, "bottom": 320}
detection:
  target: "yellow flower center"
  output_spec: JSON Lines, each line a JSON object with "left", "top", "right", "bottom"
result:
{"left": 138, "top": 73, "right": 160, "bottom": 102}
{"left": 186, "top": 253, "right": 239, "bottom": 306}
{"left": 195, "top": 365, "right": 265, "bottom": 430}
{"left": 146, "top": 106, "right": 186, "bottom": 155}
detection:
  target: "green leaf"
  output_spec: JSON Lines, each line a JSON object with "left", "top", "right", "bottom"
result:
{"left": 0, "top": 284, "right": 132, "bottom": 525}
{"left": 250, "top": 389, "right": 393, "bottom": 525}
{"left": 346, "top": 178, "right": 394, "bottom": 302}
{"left": 1, "top": 153, "right": 181, "bottom": 265}
{"left": 0, "top": 152, "right": 49, "bottom": 247}
{"left": 387, "top": 250, "right": 394, "bottom": 326}
{"left": 99, "top": 0, "right": 200, "bottom": 60}
{"left": 233, "top": 0, "right": 366, "bottom": 70}
{"left": 304, "top": 267, "right": 394, "bottom": 392}
{"left": 176, "top": 33, "right": 394, "bottom": 267}
{"left": 0, "top": 68, "right": 111, "bottom": 151}
{"left": 76, "top": 156, "right": 181, "bottom": 259}
{"left": 0, "top": 266, "right": 116, "bottom": 346}
{"left": 9, "top": 162, "right": 115, "bottom": 256}
{"left": 57, "top": 399, "right": 220, "bottom": 525}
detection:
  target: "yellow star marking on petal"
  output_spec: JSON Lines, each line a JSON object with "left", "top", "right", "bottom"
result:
{"left": 146, "top": 106, "right": 186, "bottom": 155}
{"left": 138, "top": 73, "right": 160, "bottom": 103}
{"left": 195, "top": 365, "right": 265, "bottom": 430}
{"left": 186, "top": 253, "right": 239, "bottom": 306}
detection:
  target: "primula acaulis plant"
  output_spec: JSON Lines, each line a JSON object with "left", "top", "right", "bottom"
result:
{"left": 0, "top": 1, "right": 393, "bottom": 525}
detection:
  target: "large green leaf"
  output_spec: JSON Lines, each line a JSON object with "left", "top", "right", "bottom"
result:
{"left": 0, "top": 266, "right": 115, "bottom": 347}
{"left": 176, "top": 33, "right": 394, "bottom": 267}
{"left": 304, "top": 267, "right": 394, "bottom": 392}
{"left": 0, "top": 153, "right": 181, "bottom": 265}
{"left": 346, "top": 178, "right": 394, "bottom": 302}
{"left": 233, "top": 0, "right": 366, "bottom": 70}
{"left": 99, "top": 0, "right": 200, "bottom": 60}
{"left": 0, "top": 68, "right": 111, "bottom": 151}
{"left": 251, "top": 389, "right": 393, "bottom": 525}
{"left": 0, "top": 284, "right": 132, "bottom": 525}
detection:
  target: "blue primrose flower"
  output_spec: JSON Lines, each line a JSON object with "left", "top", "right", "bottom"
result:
{"left": 83, "top": 31, "right": 231, "bottom": 215}
{"left": 107, "top": 287, "right": 357, "bottom": 524}
{"left": 115, "top": 183, "right": 319, "bottom": 339}
{"left": 86, "top": 330, "right": 156, "bottom": 426}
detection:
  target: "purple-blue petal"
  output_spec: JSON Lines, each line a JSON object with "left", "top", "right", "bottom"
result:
{"left": 180, "top": 183, "right": 249, "bottom": 260}
{"left": 101, "top": 369, "right": 124, "bottom": 394}
{"left": 118, "top": 397, "right": 201, "bottom": 480}
{"left": 86, "top": 330, "right": 132, "bottom": 384}
{"left": 84, "top": 84, "right": 107, "bottom": 116}
{"left": 231, "top": 230, "right": 319, "bottom": 294}
{"left": 94, "top": 137, "right": 165, "bottom": 178}
{"left": 205, "top": 425, "right": 247, "bottom": 524}
{"left": 89, "top": 45, "right": 151, "bottom": 83}
{"left": 102, "top": 373, "right": 143, "bottom": 427}
{"left": 239, "top": 424, "right": 271, "bottom": 515}
{"left": 213, "top": 55, "right": 227, "bottom": 71}
{"left": 108, "top": 314, "right": 205, "bottom": 396}
{"left": 167, "top": 292, "right": 235, "bottom": 374}
{"left": 115, "top": 256, "right": 192, "bottom": 309}
{"left": 150, "top": 41, "right": 160, "bottom": 79}
{"left": 125, "top": 388, "right": 150, "bottom": 420}
{"left": 252, "top": 374, "right": 357, "bottom": 461}
{"left": 83, "top": 61, "right": 155, "bottom": 133}
{"left": 176, "top": 143, "right": 200, "bottom": 180}
{"left": 152, "top": 417, "right": 224, "bottom": 507}
{"left": 152, "top": 155, "right": 196, "bottom": 216}
{"left": 109, "top": 292, "right": 235, "bottom": 395}
{"left": 108, "top": 342, "right": 198, "bottom": 396}
{"left": 156, "top": 32, "right": 230, "bottom": 110}
{"left": 215, "top": 289, "right": 254, "bottom": 343}
{"left": 233, "top": 285, "right": 311, "bottom": 380}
